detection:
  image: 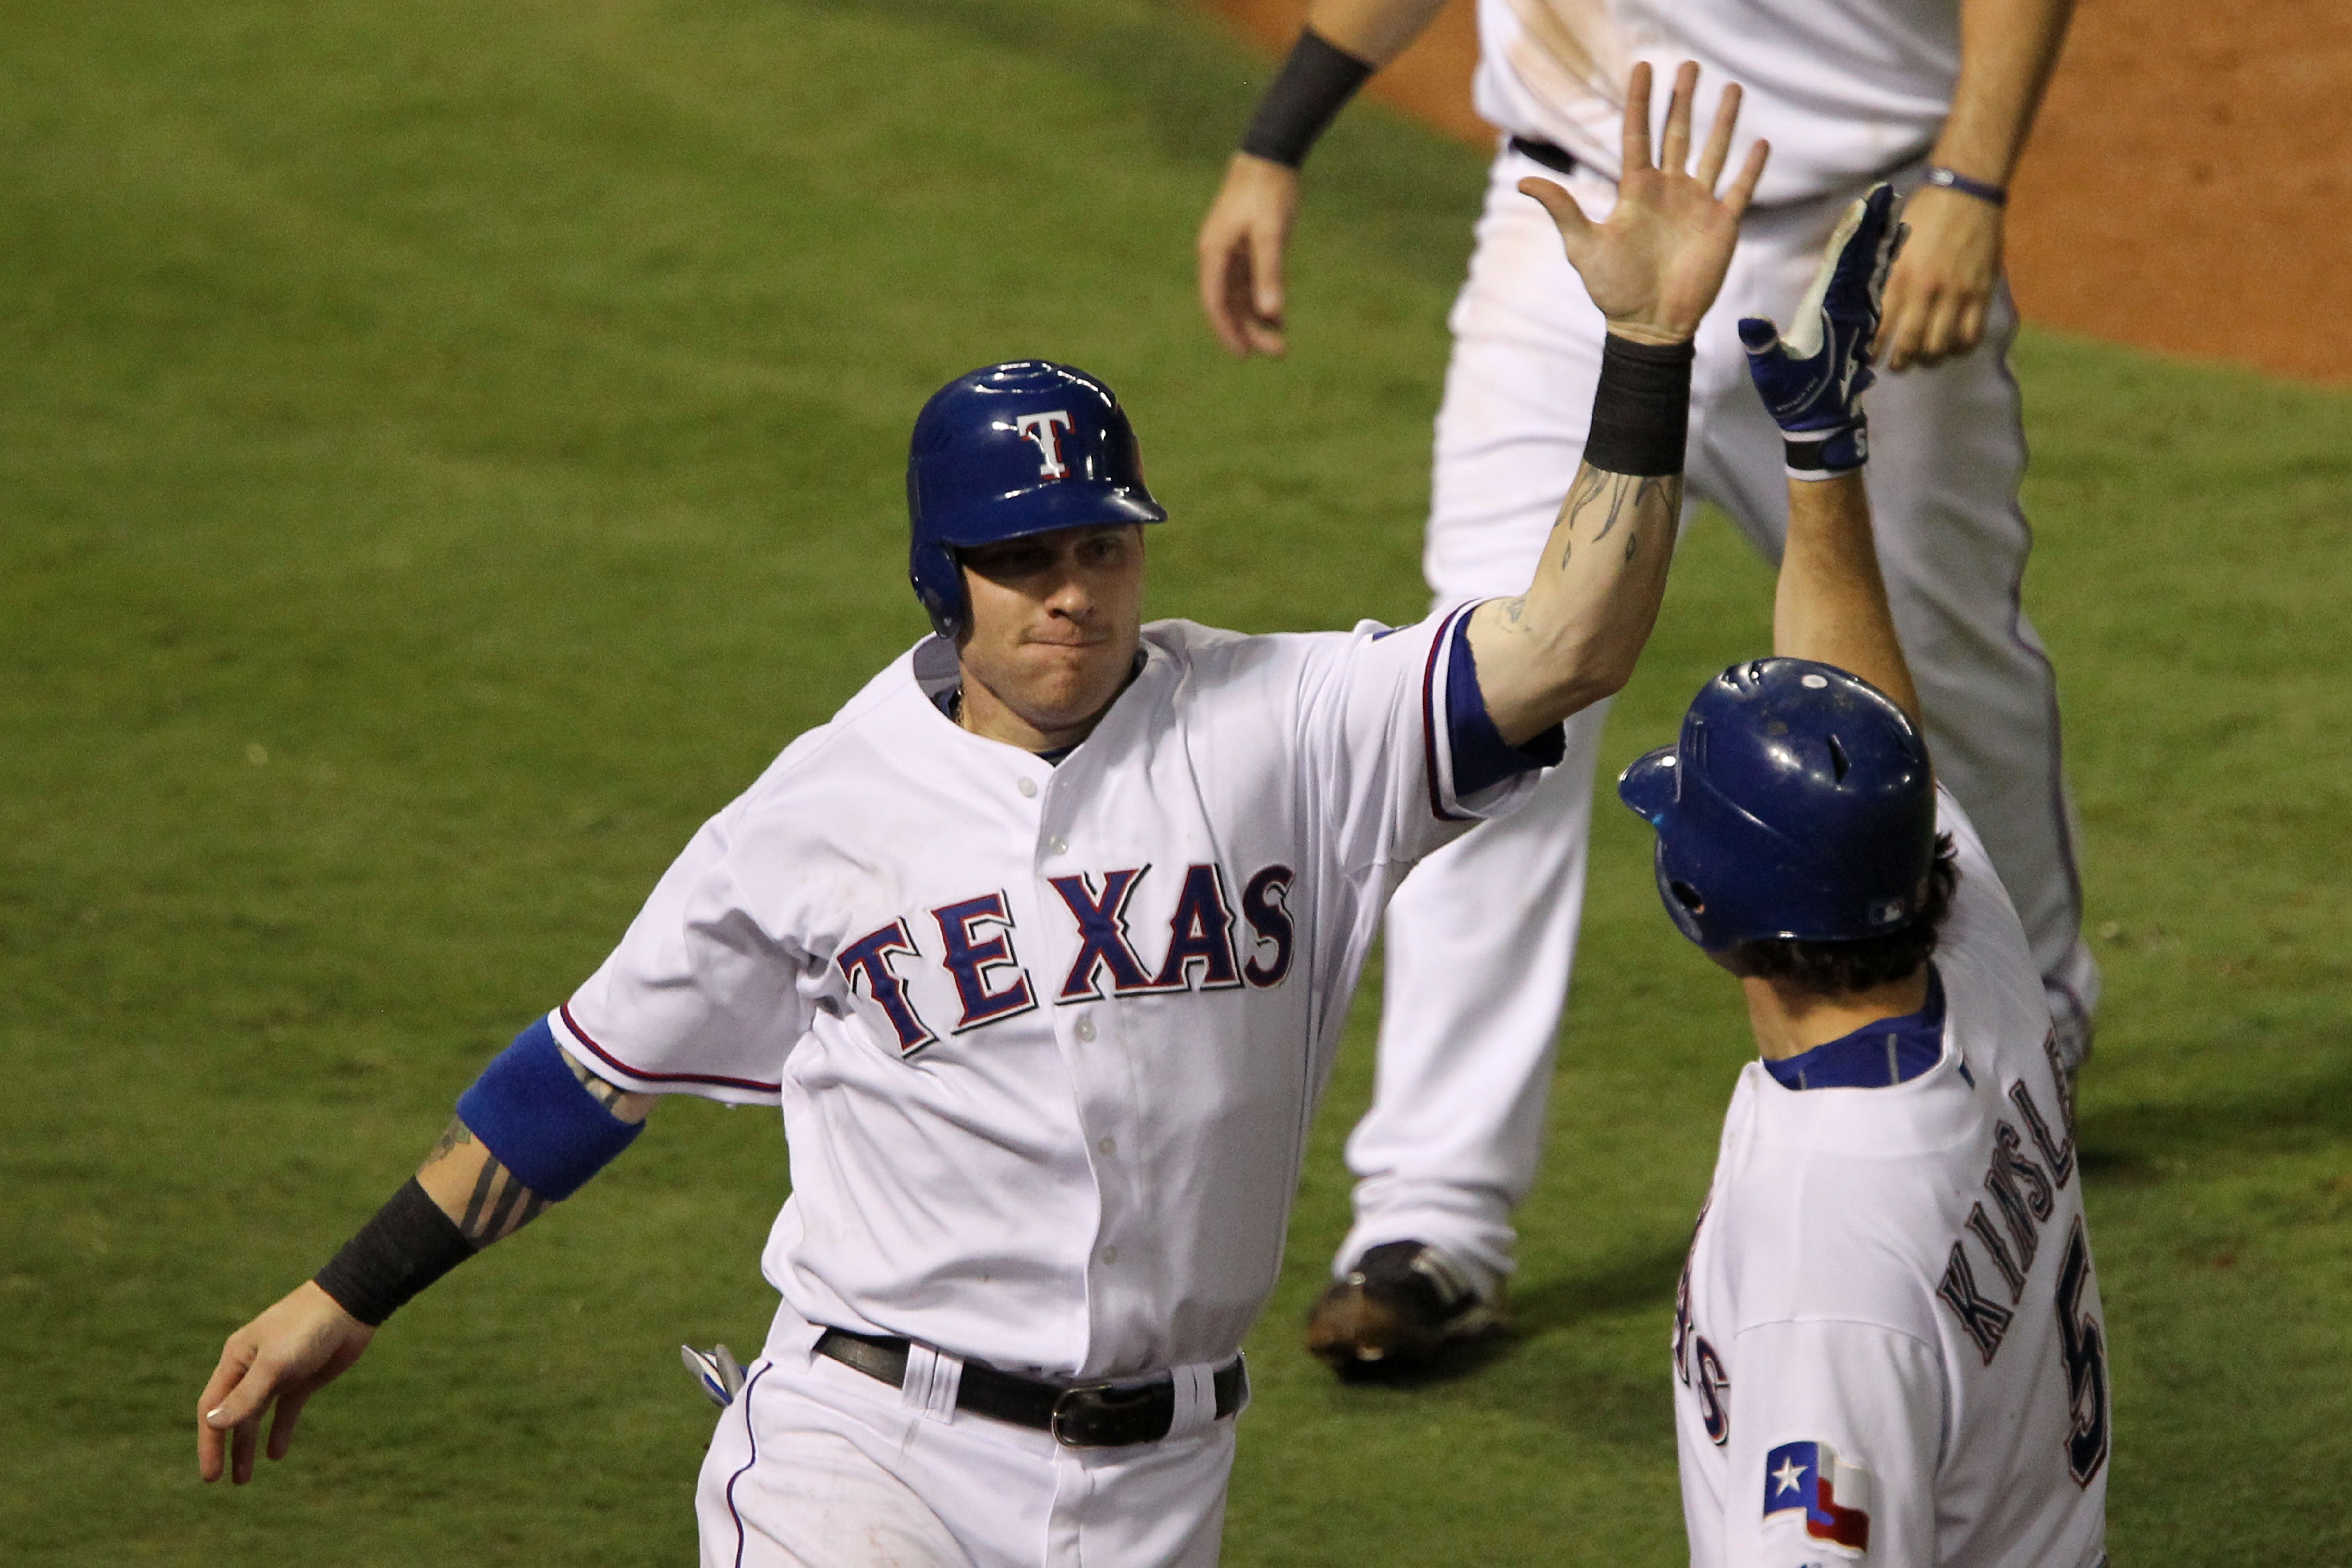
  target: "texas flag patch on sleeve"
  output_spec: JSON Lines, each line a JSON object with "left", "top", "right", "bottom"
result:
{"left": 1764, "top": 1440, "right": 1872, "bottom": 1555}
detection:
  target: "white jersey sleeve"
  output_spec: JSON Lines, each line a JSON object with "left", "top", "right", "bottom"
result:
{"left": 1716, "top": 1319, "right": 1943, "bottom": 1568}
{"left": 1287, "top": 602, "right": 1548, "bottom": 877}
{"left": 553, "top": 770, "right": 822, "bottom": 1106}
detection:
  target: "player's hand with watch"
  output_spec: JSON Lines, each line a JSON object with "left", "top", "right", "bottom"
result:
{"left": 1875, "top": 172, "right": 2004, "bottom": 369}
{"left": 1517, "top": 61, "right": 1769, "bottom": 347}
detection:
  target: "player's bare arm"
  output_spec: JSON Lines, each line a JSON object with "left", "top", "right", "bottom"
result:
{"left": 1466, "top": 62, "right": 1768, "bottom": 744}
{"left": 196, "top": 1046, "right": 650, "bottom": 1485}
{"left": 1741, "top": 183, "right": 1922, "bottom": 723}
{"left": 1197, "top": 0, "right": 1452, "bottom": 357}
{"left": 1878, "top": 0, "right": 2075, "bottom": 369}
{"left": 1776, "top": 474, "right": 1922, "bottom": 725}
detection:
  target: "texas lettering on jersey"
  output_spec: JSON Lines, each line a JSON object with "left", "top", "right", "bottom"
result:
{"left": 1674, "top": 1194, "right": 1732, "bottom": 1446}
{"left": 837, "top": 862, "right": 1298, "bottom": 1052}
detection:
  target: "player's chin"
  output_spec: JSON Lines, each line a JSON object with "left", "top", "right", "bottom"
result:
{"left": 1013, "top": 642, "right": 1127, "bottom": 716}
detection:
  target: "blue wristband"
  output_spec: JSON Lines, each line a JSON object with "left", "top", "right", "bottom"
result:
{"left": 1923, "top": 165, "right": 2007, "bottom": 208}
{"left": 455, "top": 1017, "right": 643, "bottom": 1200}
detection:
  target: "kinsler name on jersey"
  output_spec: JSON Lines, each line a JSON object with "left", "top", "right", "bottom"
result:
{"left": 837, "top": 860, "right": 1298, "bottom": 1052}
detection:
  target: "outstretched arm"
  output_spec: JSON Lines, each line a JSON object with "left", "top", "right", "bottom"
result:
{"left": 1738, "top": 184, "right": 1922, "bottom": 723}
{"left": 1776, "top": 474, "right": 1921, "bottom": 724}
{"left": 1197, "top": 0, "right": 1453, "bottom": 356}
{"left": 196, "top": 1037, "right": 651, "bottom": 1484}
{"left": 1466, "top": 61, "right": 1769, "bottom": 742}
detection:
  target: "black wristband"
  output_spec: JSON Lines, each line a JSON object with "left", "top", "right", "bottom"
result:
{"left": 1239, "top": 29, "right": 1372, "bottom": 168}
{"left": 313, "top": 1177, "right": 478, "bottom": 1327}
{"left": 1582, "top": 335, "right": 1695, "bottom": 477}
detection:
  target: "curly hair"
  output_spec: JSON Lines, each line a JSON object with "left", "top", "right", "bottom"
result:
{"left": 1729, "top": 834, "right": 1960, "bottom": 996}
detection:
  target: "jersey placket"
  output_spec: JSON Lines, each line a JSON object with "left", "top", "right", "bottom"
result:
{"left": 1030, "top": 739, "right": 1160, "bottom": 1378}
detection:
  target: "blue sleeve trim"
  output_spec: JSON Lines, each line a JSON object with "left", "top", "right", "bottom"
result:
{"left": 1446, "top": 609, "right": 1567, "bottom": 798}
{"left": 456, "top": 1017, "right": 644, "bottom": 1200}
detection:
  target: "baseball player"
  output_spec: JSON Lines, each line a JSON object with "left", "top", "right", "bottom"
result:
{"left": 1200, "top": 0, "right": 2095, "bottom": 1368}
{"left": 196, "top": 67, "right": 1764, "bottom": 1566}
{"left": 1635, "top": 184, "right": 2108, "bottom": 1567}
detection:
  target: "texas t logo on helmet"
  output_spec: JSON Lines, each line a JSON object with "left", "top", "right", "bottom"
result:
{"left": 1014, "top": 410, "right": 1074, "bottom": 478}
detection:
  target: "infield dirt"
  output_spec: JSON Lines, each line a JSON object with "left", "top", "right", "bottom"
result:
{"left": 1196, "top": 0, "right": 2352, "bottom": 386}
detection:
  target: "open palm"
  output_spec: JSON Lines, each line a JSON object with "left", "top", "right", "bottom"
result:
{"left": 1522, "top": 61, "right": 1769, "bottom": 345}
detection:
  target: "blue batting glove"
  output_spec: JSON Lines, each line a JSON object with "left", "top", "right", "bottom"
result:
{"left": 1740, "top": 183, "right": 1903, "bottom": 478}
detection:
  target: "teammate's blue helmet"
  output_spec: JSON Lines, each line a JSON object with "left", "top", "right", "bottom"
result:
{"left": 907, "top": 361, "right": 1167, "bottom": 639}
{"left": 1617, "top": 658, "right": 1937, "bottom": 951}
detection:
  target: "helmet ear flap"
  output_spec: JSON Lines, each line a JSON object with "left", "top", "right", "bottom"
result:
{"left": 909, "top": 541, "right": 966, "bottom": 641}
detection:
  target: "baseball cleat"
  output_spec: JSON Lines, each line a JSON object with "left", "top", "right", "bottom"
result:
{"left": 1305, "top": 1241, "right": 1501, "bottom": 1371}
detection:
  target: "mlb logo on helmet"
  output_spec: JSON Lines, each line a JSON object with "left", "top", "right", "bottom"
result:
{"left": 1764, "top": 1440, "right": 1872, "bottom": 1554}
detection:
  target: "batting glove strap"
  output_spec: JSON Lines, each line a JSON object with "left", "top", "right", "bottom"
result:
{"left": 1782, "top": 420, "right": 1869, "bottom": 480}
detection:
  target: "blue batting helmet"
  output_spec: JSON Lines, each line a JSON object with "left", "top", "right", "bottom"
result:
{"left": 1617, "top": 658, "right": 1936, "bottom": 951}
{"left": 906, "top": 361, "right": 1166, "bottom": 639}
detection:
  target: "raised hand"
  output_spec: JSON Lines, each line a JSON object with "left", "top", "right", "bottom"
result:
{"left": 1740, "top": 183, "right": 1903, "bottom": 476}
{"left": 1518, "top": 61, "right": 1769, "bottom": 345}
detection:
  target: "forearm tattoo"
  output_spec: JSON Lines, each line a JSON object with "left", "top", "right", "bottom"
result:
{"left": 417, "top": 1055, "right": 637, "bottom": 1245}
{"left": 458, "top": 1155, "right": 551, "bottom": 1244}
{"left": 569, "top": 1055, "right": 634, "bottom": 1112}
{"left": 427, "top": 1116, "right": 474, "bottom": 1163}
{"left": 420, "top": 1115, "right": 548, "bottom": 1246}
{"left": 1568, "top": 467, "right": 1680, "bottom": 558}
{"left": 1491, "top": 469, "right": 1682, "bottom": 636}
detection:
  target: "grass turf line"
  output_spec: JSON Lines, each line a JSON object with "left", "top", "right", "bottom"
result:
{"left": 2, "top": 0, "right": 2347, "bottom": 1562}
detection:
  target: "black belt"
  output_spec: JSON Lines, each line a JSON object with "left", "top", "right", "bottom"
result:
{"left": 1508, "top": 136, "right": 1580, "bottom": 177}
{"left": 814, "top": 1328, "right": 1247, "bottom": 1448}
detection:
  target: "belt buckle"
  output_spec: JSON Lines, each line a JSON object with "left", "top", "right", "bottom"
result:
{"left": 1048, "top": 1384, "right": 1109, "bottom": 1449}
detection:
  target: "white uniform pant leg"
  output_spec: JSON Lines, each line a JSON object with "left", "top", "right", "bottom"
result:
{"left": 1690, "top": 193, "right": 2097, "bottom": 1017}
{"left": 699, "top": 1307, "right": 1239, "bottom": 1568}
{"left": 1337, "top": 148, "right": 1621, "bottom": 1299}
{"left": 698, "top": 1367, "right": 979, "bottom": 1568}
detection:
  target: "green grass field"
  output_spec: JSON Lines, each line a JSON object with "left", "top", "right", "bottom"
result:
{"left": 4, "top": 1, "right": 2347, "bottom": 1562}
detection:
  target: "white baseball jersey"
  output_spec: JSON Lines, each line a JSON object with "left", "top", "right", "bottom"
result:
{"left": 1671, "top": 792, "right": 2108, "bottom": 1568}
{"left": 1474, "top": 0, "right": 1962, "bottom": 205}
{"left": 553, "top": 610, "right": 1543, "bottom": 1382}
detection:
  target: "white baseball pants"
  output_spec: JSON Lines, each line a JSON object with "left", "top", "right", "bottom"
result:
{"left": 697, "top": 1306, "right": 1238, "bottom": 1568}
{"left": 1337, "top": 146, "right": 2098, "bottom": 1299}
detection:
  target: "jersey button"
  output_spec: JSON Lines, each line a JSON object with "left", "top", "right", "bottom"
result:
{"left": 1046, "top": 834, "right": 1068, "bottom": 856}
{"left": 1073, "top": 1015, "right": 1097, "bottom": 1042}
{"left": 1017, "top": 777, "right": 1038, "bottom": 799}
{"left": 1101, "top": 1246, "right": 1118, "bottom": 1265}
{"left": 1097, "top": 1136, "right": 1117, "bottom": 1156}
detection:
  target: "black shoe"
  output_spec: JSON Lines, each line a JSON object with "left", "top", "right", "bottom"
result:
{"left": 1305, "top": 1241, "right": 1501, "bottom": 1371}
